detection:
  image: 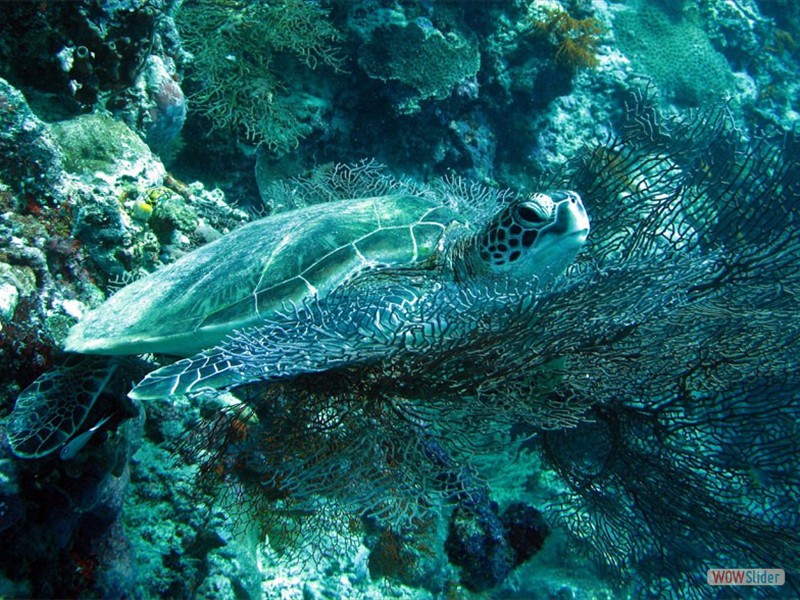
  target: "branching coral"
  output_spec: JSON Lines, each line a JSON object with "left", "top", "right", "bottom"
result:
{"left": 177, "top": 0, "right": 343, "bottom": 152}
{"left": 532, "top": 7, "right": 604, "bottom": 69}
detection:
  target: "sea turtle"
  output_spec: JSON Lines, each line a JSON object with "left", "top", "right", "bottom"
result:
{"left": 7, "top": 187, "right": 589, "bottom": 459}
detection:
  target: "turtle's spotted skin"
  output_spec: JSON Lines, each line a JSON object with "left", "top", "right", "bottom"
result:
{"left": 8, "top": 184, "right": 589, "bottom": 458}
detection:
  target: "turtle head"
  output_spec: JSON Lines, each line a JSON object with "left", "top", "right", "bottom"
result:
{"left": 477, "top": 190, "right": 589, "bottom": 282}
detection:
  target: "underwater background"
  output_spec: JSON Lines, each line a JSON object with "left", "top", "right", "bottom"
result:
{"left": 0, "top": 0, "right": 799, "bottom": 598}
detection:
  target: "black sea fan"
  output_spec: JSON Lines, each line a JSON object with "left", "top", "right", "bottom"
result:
{"left": 182, "top": 87, "right": 800, "bottom": 595}
{"left": 537, "top": 86, "right": 800, "bottom": 596}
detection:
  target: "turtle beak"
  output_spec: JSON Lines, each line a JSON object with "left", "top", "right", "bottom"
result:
{"left": 552, "top": 192, "right": 590, "bottom": 247}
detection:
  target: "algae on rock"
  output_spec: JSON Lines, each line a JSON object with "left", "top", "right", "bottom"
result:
{"left": 51, "top": 113, "right": 165, "bottom": 184}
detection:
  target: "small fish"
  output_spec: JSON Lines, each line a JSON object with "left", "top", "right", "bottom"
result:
{"left": 59, "top": 414, "right": 113, "bottom": 461}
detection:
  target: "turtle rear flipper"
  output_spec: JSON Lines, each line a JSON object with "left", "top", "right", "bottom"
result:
{"left": 7, "top": 356, "right": 118, "bottom": 459}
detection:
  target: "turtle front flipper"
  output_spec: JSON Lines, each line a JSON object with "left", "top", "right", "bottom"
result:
{"left": 127, "top": 348, "right": 251, "bottom": 399}
{"left": 129, "top": 284, "right": 421, "bottom": 400}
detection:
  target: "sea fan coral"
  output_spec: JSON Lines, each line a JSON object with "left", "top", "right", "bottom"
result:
{"left": 535, "top": 85, "right": 800, "bottom": 594}
{"left": 187, "top": 85, "right": 800, "bottom": 592}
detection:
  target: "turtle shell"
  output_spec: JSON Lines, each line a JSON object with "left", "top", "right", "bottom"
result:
{"left": 65, "top": 195, "right": 465, "bottom": 356}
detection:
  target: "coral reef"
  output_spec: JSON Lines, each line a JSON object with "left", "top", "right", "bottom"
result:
{"left": 0, "top": 0, "right": 799, "bottom": 597}
{"left": 177, "top": 0, "right": 342, "bottom": 152}
{"left": 124, "top": 393, "right": 261, "bottom": 598}
{"left": 358, "top": 19, "right": 481, "bottom": 114}
{"left": 0, "top": 78, "right": 250, "bottom": 596}
{"left": 614, "top": 0, "right": 736, "bottom": 105}
{"left": 0, "top": 0, "right": 186, "bottom": 154}
{"left": 0, "top": 80, "right": 66, "bottom": 207}
{"left": 535, "top": 86, "right": 800, "bottom": 594}
{"left": 0, "top": 0, "right": 163, "bottom": 111}
{"left": 531, "top": 6, "right": 605, "bottom": 69}
{"left": 148, "top": 191, "right": 199, "bottom": 245}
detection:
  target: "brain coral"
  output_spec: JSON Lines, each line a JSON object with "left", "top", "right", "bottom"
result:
{"left": 614, "top": 2, "right": 735, "bottom": 105}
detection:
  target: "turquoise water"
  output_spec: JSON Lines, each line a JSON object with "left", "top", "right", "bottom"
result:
{"left": 0, "top": 1, "right": 798, "bottom": 598}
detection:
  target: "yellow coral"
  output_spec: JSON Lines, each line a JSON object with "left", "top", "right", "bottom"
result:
{"left": 533, "top": 7, "right": 604, "bottom": 69}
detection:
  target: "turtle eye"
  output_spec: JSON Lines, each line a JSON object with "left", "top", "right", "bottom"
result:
{"left": 515, "top": 202, "right": 548, "bottom": 226}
